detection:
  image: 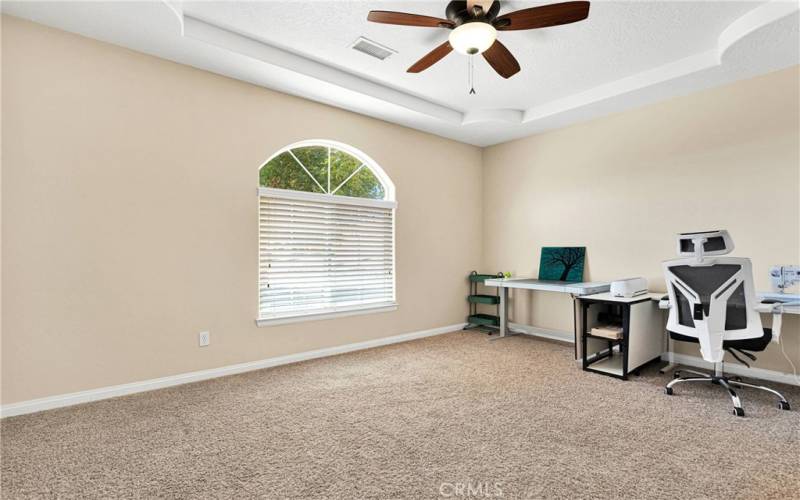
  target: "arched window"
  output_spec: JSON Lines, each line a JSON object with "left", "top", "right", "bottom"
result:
{"left": 257, "top": 140, "right": 397, "bottom": 324}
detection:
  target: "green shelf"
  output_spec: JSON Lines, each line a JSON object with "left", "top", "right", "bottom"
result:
{"left": 466, "top": 271, "right": 502, "bottom": 333}
{"left": 469, "top": 273, "right": 501, "bottom": 283}
{"left": 468, "top": 314, "right": 500, "bottom": 327}
{"left": 468, "top": 294, "right": 501, "bottom": 305}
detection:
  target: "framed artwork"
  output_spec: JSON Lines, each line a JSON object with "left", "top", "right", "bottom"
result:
{"left": 538, "top": 247, "right": 586, "bottom": 282}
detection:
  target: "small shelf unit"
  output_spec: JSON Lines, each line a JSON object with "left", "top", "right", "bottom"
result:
{"left": 465, "top": 271, "right": 503, "bottom": 332}
{"left": 578, "top": 293, "right": 664, "bottom": 380}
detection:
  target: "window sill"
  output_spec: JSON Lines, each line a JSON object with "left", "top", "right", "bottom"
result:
{"left": 256, "top": 303, "right": 398, "bottom": 327}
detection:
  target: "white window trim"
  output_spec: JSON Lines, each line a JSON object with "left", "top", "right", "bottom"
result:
{"left": 256, "top": 142, "right": 397, "bottom": 326}
{"left": 256, "top": 303, "right": 398, "bottom": 327}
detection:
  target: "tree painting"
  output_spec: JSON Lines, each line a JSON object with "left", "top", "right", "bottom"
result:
{"left": 538, "top": 247, "right": 586, "bottom": 282}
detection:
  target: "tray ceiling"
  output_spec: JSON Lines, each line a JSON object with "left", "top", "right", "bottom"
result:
{"left": 3, "top": 1, "right": 798, "bottom": 146}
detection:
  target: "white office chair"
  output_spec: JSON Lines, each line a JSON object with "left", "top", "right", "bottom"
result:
{"left": 660, "top": 230, "right": 790, "bottom": 417}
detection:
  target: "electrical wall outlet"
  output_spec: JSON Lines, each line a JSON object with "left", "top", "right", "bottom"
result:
{"left": 198, "top": 331, "right": 210, "bottom": 347}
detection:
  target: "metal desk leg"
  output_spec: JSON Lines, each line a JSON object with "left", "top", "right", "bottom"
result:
{"left": 658, "top": 322, "right": 676, "bottom": 374}
{"left": 659, "top": 350, "right": 678, "bottom": 374}
{"left": 500, "top": 286, "right": 508, "bottom": 337}
{"left": 572, "top": 294, "right": 579, "bottom": 360}
{"left": 490, "top": 287, "right": 511, "bottom": 341}
{"left": 659, "top": 363, "right": 678, "bottom": 375}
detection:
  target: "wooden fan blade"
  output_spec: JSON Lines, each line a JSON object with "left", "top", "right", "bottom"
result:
{"left": 494, "top": 1, "right": 590, "bottom": 31}
{"left": 367, "top": 11, "right": 455, "bottom": 28}
{"left": 407, "top": 41, "right": 453, "bottom": 73}
{"left": 482, "top": 40, "right": 520, "bottom": 79}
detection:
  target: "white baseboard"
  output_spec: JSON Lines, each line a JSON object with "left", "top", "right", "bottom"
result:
{"left": 509, "top": 322, "right": 574, "bottom": 343}
{"left": 662, "top": 352, "right": 800, "bottom": 387}
{"left": 1, "top": 322, "right": 466, "bottom": 418}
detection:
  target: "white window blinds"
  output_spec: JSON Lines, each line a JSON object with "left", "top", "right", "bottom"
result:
{"left": 258, "top": 188, "right": 396, "bottom": 321}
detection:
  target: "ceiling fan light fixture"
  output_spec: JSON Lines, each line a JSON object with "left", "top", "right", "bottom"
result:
{"left": 370, "top": 1, "right": 590, "bottom": 78}
{"left": 448, "top": 22, "right": 497, "bottom": 55}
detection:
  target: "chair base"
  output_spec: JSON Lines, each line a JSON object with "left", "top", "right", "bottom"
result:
{"left": 665, "top": 369, "right": 791, "bottom": 417}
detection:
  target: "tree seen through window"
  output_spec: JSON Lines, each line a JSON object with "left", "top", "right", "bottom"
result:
{"left": 260, "top": 145, "right": 385, "bottom": 200}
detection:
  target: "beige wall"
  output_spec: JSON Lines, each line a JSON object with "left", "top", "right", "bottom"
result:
{"left": 0, "top": 16, "right": 483, "bottom": 404}
{"left": 482, "top": 66, "right": 800, "bottom": 373}
{"left": 2, "top": 16, "right": 799, "bottom": 406}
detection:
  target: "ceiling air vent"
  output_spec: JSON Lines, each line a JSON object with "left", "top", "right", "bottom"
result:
{"left": 351, "top": 37, "right": 396, "bottom": 60}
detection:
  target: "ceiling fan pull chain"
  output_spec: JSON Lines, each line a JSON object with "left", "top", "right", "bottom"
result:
{"left": 469, "top": 56, "right": 476, "bottom": 95}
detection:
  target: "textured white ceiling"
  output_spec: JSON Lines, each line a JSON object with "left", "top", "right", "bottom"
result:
{"left": 2, "top": 1, "right": 798, "bottom": 146}
{"left": 184, "top": 1, "right": 759, "bottom": 111}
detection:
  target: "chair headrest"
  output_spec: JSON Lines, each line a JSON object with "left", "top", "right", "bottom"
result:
{"left": 677, "top": 230, "right": 734, "bottom": 261}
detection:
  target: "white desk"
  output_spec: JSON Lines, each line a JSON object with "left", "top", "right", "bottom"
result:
{"left": 483, "top": 278, "right": 611, "bottom": 340}
{"left": 758, "top": 292, "right": 800, "bottom": 315}
{"left": 480, "top": 278, "right": 798, "bottom": 351}
{"left": 654, "top": 291, "right": 799, "bottom": 375}
{"left": 584, "top": 292, "right": 665, "bottom": 303}
{"left": 637, "top": 291, "right": 799, "bottom": 314}
{"left": 484, "top": 278, "right": 611, "bottom": 295}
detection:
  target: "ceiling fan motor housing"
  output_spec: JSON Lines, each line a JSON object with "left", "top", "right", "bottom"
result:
{"left": 445, "top": 1, "right": 502, "bottom": 26}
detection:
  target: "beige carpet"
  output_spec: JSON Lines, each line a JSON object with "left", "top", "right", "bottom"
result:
{"left": 2, "top": 331, "right": 799, "bottom": 499}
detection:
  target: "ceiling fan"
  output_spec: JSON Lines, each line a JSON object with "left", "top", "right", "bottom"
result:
{"left": 367, "top": 1, "right": 590, "bottom": 79}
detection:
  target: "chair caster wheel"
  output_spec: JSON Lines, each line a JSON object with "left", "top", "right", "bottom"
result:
{"left": 673, "top": 372, "right": 681, "bottom": 379}
{"left": 778, "top": 401, "right": 790, "bottom": 411}
{"left": 665, "top": 387, "right": 673, "bottom": 395}
{"left": 733, "top": 407, "right": 745, "bottom": 417}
